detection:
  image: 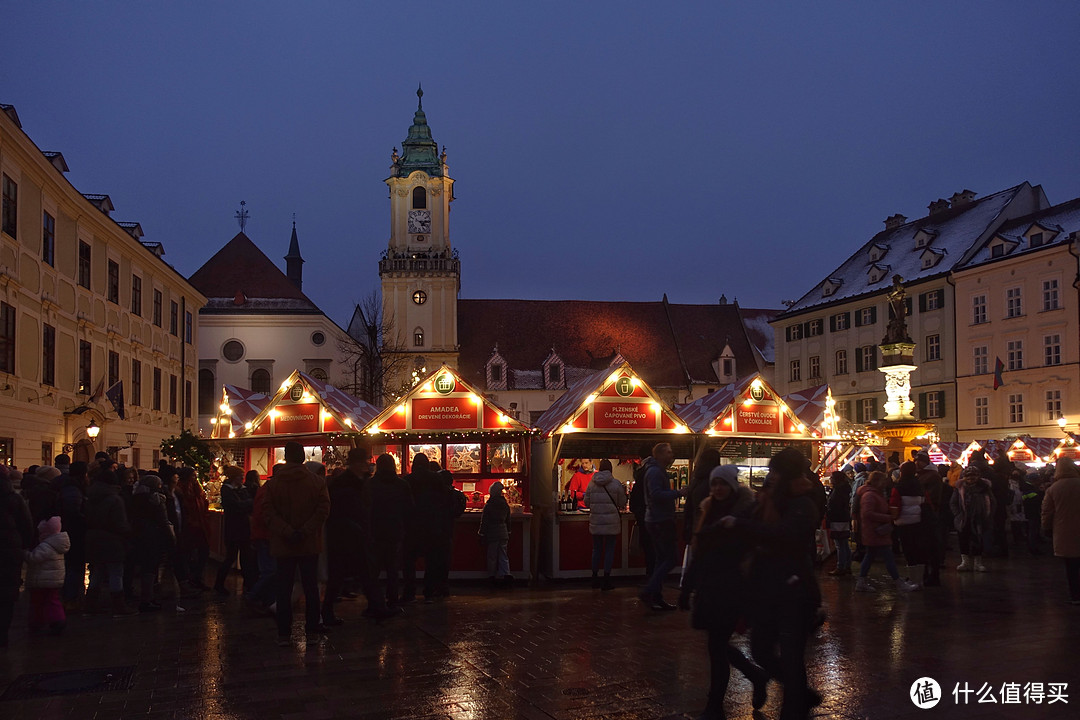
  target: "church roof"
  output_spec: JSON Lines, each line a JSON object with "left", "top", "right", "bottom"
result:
{"left": 457, "top": 298, "right": 776, "bottom": 392}
{"left": 189, "top": 232, "right": 321, "bottom": 314}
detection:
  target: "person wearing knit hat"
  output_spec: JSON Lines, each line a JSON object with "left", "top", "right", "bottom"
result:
{"left": 24, "top": 516, "right": 70, "bottom": 633}
{"left": 1043, "top": 457, "right": 1080, "bottom": 603}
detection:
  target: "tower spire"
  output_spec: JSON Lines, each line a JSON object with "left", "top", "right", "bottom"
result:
{"left": 284, "top": 218, "right": 304, "bottom": 291}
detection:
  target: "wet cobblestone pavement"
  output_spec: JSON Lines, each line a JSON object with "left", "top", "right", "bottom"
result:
{"left": 1, "top": 553, "right": 1077, "bottom": 720}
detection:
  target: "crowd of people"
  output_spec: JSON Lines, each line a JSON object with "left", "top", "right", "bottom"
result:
{"left": 2, "top": 439, "right": 1078, "bottom": 720}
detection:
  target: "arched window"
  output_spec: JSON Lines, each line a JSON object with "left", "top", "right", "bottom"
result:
{"left": 198, "top": 368, "right": 215, "bottom": 415}
{"left": 412, "top": 186, "right": 426, "bottom": 209}
{"left": 310, "top": 367, "right": 328, "bottom": 382}
{"left": 414, "top": 327, "right": 424, "bottom": 347}
{"left": 251, "top": 368, "right": 271, "bottom": 394}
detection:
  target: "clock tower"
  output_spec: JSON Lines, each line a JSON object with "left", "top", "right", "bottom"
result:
{"left": 379, "top": 86, "right": 460, "bottom": 384}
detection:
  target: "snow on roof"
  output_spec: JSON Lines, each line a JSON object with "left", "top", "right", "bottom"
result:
{"left": 782, "top": 184, "right": 1027, "bottom": 315}
{"left": 957, "top": 196, "right": 1080, "bottom": 269}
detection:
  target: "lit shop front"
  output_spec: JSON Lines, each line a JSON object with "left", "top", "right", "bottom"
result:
{"left": 676, "top": 374, "right": 817, "bottom": 488}
{"left": 363, "top": 366, "right": 534, "bottom": 578}
{"left": 534, "top": 361, "right": 693, "bottom": 579}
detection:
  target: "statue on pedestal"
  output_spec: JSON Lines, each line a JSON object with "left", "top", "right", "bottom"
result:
{"left": 884, "top": 274, "right": 913, "bottom": 344}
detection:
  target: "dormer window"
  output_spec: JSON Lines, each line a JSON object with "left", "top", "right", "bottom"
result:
{"left": 920, "top": 248, "right": 944, "bottom": 270}
{"left": 822, "top": 278, "right": 842, "bottom": 297}
{"left": 491, "top": 364, "right": 503, "bottom": 382}
{"left": 868, "top": 264, "right": 890, "bottom": 284}
{"left": 868, "top": 244, "right": 889, "bottom": 263}
{"left": 486, "top": 348, "right": 508, "bottom": 390}
{"left": 989, "top": 235, "right": 1019, "bottom": 258}
{"left": 913, "top": 229, "right": 937, "bottom": 250}
{"left": 548, "top": 364, "right": 561, "bottom": 384}
{"left": 1029, "top": 232, "right": 1045, "bottom": 248}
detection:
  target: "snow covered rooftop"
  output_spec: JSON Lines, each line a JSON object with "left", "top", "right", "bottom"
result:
{"left": 957, "top": 196, "right": 1080, "bottom": 269}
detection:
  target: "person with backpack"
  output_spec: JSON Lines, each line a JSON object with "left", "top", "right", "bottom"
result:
{"left": 584, "top": 459, "right": 627, "bottom": 590}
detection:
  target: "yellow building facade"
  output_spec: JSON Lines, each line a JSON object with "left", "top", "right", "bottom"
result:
{"left": 0, "top": 104, "right": 205, "bottom": 468}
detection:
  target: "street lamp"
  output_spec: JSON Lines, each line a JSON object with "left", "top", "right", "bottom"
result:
{"left": 86, "top": 421, "right": 100, "bottom": 439}
{"left": 125, "top": 432, "right": 139, "bottom": 446}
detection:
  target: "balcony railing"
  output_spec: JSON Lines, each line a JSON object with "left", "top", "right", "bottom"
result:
{"left": 379, "top": 256, "right": 460, "bottom": 275}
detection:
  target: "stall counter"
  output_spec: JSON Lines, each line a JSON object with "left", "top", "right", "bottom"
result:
{"left": 551, "top": 510, "right": 687, "bottom": 579}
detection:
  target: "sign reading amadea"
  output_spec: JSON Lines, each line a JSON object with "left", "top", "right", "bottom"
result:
{"left": 411, "top": 397, "right": 479, "bottom": 430}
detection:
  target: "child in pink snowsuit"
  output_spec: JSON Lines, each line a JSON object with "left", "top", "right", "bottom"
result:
{"left": 25, "top": 516, "right": 70, "bottom": 633}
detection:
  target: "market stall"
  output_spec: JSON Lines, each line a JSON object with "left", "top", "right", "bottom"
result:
{"left": 362, "top": 365, "right": 534, "bottom": 579}
{"left": 678, "top": 374, "right": 817, "bottom": 488}
{"left": 534, "top": 361, "right": 693, "bottom": 579}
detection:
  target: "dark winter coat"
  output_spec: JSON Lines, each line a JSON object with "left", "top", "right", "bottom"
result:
{"left": 431, "top": 472, "right": 466, "bottom": 543}
{"left": 479, "top": 492, "right": 511, "bottom": 543}
{"left": 84, "top": 480, "right": 132, "bottom": 564}
{"left": 326, "top": 468, "right": 368, "bottom": 549}
{"left": 950, "top": 477, "right": 994, "bottom": 534}
{"left": 26, "top": 478, "right": 61, "bottom": 525}
{"left": 363, "top": 468, "right": 413, "bottom": 546}
{"left": 683, "top": 486, "right": 755, "bottom": 630}
{"left": 406, "top": 466, "right": 440, "bottom": 546}
{"left": 219, "top": 482, "right": 253, "bottom": 544}
{"left": 642, "top": 456, "right": 679, "bottom": 524}
{"left": 825, "top": 479, "right": 851, "bottom": 539}
{"left": 130, "top": 490, "right": 173, "bottom": 567}
{"left": 59, "top": 476, "right": 87, "bottom": 554}
{"left": 0, "top": 473, "right": 34, "bottom": 601}
{"left": 260, "top": 462, "right": 331, "bottom": 557}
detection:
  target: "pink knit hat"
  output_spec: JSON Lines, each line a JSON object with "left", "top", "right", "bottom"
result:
{"left": 38, "top": 516, "right": 62, "bottom": 541}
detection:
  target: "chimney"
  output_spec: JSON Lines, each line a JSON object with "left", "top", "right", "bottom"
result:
{"left": 949, "top": 189, "right": 976, "bottom": 209}
{"left": 928, "top": 198, "right": 950, "bottom": 216}
{"left": 884, "top": 214, "right": 907, "bottom": 231}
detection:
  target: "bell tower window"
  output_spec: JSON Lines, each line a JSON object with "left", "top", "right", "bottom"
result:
{"left": 412, "top": 187, "right": 427, "bottom": 209}
{"left": 414, "top": 327, "right": 424, "bottom": 347}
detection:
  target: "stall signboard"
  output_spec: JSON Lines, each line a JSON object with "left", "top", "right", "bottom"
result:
{"left": 734, "top": 405, "right": 782, "bottom": 434}
{"left": 366, "top": 365, "right": 531, "bottom": 435}
{"left": 273, "top": 403, "right": 320, "bottom": 434}
{"left": 534, "top": 361, "right": 687, "bottom": 436}
{"left": 677, "top": 374, "right": 813, "bottom": 440}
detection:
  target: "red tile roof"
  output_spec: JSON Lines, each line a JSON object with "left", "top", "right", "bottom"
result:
{"left": 457, "top": 298, "right": 776, "bottom": 392}
{"left": 189, "top": 232, "right": 319, "bottom": 313}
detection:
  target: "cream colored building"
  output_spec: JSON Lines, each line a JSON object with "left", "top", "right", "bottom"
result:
{"left": 0, "top": 103, "right": 206, "bottom": 468}
{"left": 953, "top": 198, "right": 1080, "bottom": 440}
{"left": 772, "top": 183, "right": 1049, "bottom": 441}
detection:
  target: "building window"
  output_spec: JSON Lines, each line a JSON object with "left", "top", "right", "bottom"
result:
{"left": 1007, "top": 340, "right": 1024, "bottom": 371}
{"left": 925, "top": 334, "right": 940, "bottom": 362}
{"left": 923, "top": 289, "right": 944, "bottom": 311}
{"left": 1008, "top": 393, "right": 1024, "bottom": 424}
{"left": 152, "top": 289, "right": 162, "bottom": 327}
{"left": 860, "top": 398, "right": 877, "bottom": 423}
{"left": 79, "top": 340, "right": 91, "bottom": 394}
{"left": 0, "top": 303, "right": 14, "bottom": 374}
{"left": 1030, "top": 232, "right": 1045, "bottom": 248}
{"left": 1043, "top": 279, "right": 1060, "bottom": 311}
{"left": 185, "top": 380, "right": 192, "bottom": 418}
{"left": 108, "top": 350, "right": 119, "bottom": 388}
{"left": 107, "top": 260, "right": 119, "bottom": 303}
{"left": 250, "top": 368, "right": 271, "bottom": 394}
{"left": 926, "top": 392, "right": 942, "bottom": 419}
{"left": 835, "top": 400, "right": 850, "bottom": 420}
{"left": 414, "top": 328, "right": 424, "bottom": 347}
{"left": 42, "top": 211, "right": 55, "bottom": 266}
{"left": 310, "top": 368, "right": 328, "bottom": 382}
{"left": 857, "top": 307, "right": 876, "bottom": 326}
{"left": 972, "top": 294, "right": 987, "bottom": 324}
{"left": 131, "top": 359, "right": 142, "bottom": 406}
{"left": 412, "top": 186, "right": 427, "bottom": 209}
{"left": 790, "top": 359, "right": 801, "bottom": 382}
{"left": 835, "top": 349, "right": 848, "bottom": 375}
{"left": 42, "top": 441, "right": 53, "bottom": 468}
{"left": 78, "top": 241, "right": 91, "bottom": 289}
{"left": 1, "top": 174, "right": 16, "bottom": 237}
{"left": 975, "top": 397, "right": 989, "bottom": 426}
{"left": 152, "top": 368, "right": 162, "bottom": 410}
{"left": 198, "top": 368, "right": 215, "bottom": 415}
{"left": 42, "top": 323, "right": 55, "bottom": 386}
{"left": 786, "top": 324, "right": 803, "bottom": 341}
{"left": 809, "top": 356, "right": 821, "bottom": 379}
{"left": 1046, "top": 390, "right": 1063, "bottom": 421}
{"left": 807, "top": 319, "right": 823, "bottom": 337}
{"left": 1045, "top": 334, "right": 1062, "bottom": 366}
{"left": 491, "top": 363, "right": 503, "bottom": 382}
{"left": 832, "top": 312, "right": 850, "bottom": 331}
{"left": 548, "top": 364, "right": 562, "bottom": 384}
{"left": 991, "top": 244, "right": 1006, "bottom": 258}
{"left": 311, "top": 331, "right": 325, "bottom": 346}
{"left": 222, "top": 340, "right": 245, "bottom": 362}
{"left": 973, "top": 346, "right": 988, "bottom": 375}
{"left": 857, "top": 345, "right": 876, "bottom": 372}
{"left": 169, "top": 374, "right": 177, "bottom": 415}
{"left": 1006, "top": 287, "right": 1023, "bottom": 318}
{"left": 169, "top": 301, "right": 178, "bottom": 336}
{"left": 131, "top": 275, "right": 142, "bottom": 316}
{"left": 722, "top": 358, "right": 733, "bottom": 376}
{"left": 185, "top": 311, "right": 193, "bottom": 344}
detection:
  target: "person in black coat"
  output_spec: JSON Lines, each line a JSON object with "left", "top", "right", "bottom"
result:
{"left": 363, "top": 454, "right": 413, "bottom": 610}
{"left": 130, "top": 475, "right": 174, "bottom": 612}
{"left": 84, "top": 470, "right": 135, "bottom": 616}
{"left": 402, "top": 454, "right": 437, "bottom": 603}
{"left": 826, "top": 471, "right": 852, "bottom": 576}
{"left": 425, "top": 469, "right": 467, "bottom": 600}
{"left": 322, "top": 447, "right": 372, "bottom": 624}
{"left": 59, "top": 462, "right": 88, "bottom": 607}
{"left": 214, "top": 466, "right": 253, "bottom": 596}
{"left": 0, "top": 465, "right": 35, "bottom": 647}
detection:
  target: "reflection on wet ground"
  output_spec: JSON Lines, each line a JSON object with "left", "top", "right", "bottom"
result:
{"left": 0, "top": 553, "right": 1077, "bottom": 719}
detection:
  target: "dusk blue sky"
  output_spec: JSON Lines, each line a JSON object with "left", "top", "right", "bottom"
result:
{"left": 4, "top": 3, "right": 1079, "bottom": 325}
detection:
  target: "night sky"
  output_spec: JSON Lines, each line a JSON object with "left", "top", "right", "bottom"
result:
{"left": 4, "top": 3, "right": 1079, "bottom": 325}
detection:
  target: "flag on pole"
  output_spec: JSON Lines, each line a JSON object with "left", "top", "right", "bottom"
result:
{"left": 993, "top": 357, "right": 1005, "bottom": 390}
{"left": 89, "top": 378, "right": 105, "bottom": 404}
{"left": 106, "top": 380, "right": 126, "bottom": 420}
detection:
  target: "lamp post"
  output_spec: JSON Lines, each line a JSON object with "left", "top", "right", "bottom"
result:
{"left": 126, "top": 432, "right": 139, "bottom": 447}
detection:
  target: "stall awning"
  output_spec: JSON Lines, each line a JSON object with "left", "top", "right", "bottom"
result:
{"left": 925, "top": 441, "right": 968, "bottom": 464}
{"left": 1008, "top": 437, "right": 1061, "bottom": 464}
{"left": 212, "top": 384, "right": 270, "bottom": 439}
{"left": 675, "top": 374, "right": 814, "bottom": 440}
{"left": 781, "top": 384, "right": 839, "bottom": 439}
{"left": 214, "top": 370, "right": 379, "bottom": 440}
{"left": 534, "top": 360, "right": 687, "bottom": 436}
{"left": 365, "top": 365, "right": 530, "bottom": 436}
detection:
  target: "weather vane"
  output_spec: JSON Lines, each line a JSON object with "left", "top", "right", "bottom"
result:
{"left": 235, "top": 201, "right": 249, "bottom": 232}
{"left": 292, "top": 212, "right": 296, "bottom": 229}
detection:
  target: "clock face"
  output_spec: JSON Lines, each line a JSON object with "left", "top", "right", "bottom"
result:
{"left": 412, "top": 290, "right": 427, "bottom": 305}
{"left": 408, "top": 210, "right": 431, "bottom": 234}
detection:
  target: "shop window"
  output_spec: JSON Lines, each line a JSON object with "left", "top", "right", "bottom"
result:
{"left": 0, "top": 437, "right": 13, "bottom": 467}
{"left": 251, "top": 368, "right": 271, "bottom": 395}
{"left": 447, "top": 444, "right": 481, "bottom": 474}
{"left": 412, "top": 186, "right": 426, "bottom": 209}
{"left": 486, "top": 442, "right": 521, "bottom": 473}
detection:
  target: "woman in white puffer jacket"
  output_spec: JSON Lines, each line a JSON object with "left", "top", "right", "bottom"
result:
{"left": 584, "top": 459, "right": 627, "bottom": 591}
{"left": 24, "top": 516, "right": 70, "bottom": 633}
